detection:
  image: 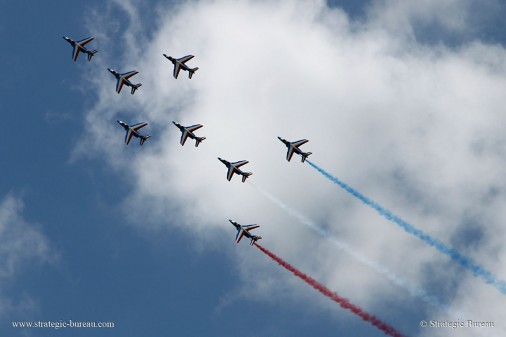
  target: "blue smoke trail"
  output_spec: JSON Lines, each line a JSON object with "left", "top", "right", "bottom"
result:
{"left": 306, "top": 160, "right": 506, "bottom": 295}
{"left": 249, "top": 182, "right": 451, "bottom": 313}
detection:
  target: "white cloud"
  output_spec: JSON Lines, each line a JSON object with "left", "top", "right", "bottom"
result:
{"left": 0, "top": 194, "right": 54, "bottom": 317}
{"left": 79, "top": 0, "right": 506, "bottom": 335}
{"left": 365, "top": 0, "right": 471, "bottom": 41}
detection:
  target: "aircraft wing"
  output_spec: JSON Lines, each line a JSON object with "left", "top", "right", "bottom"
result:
{"left": 235, "top": 229, "right": 245, "bottom": 243}
{"left": 233, "top": 160, "right": 249, "bottom": 168}
{"left": 178, "top": 55, "right": 194, "bottom": 64}
{"left": 187, "top": 124, "right": 203, "bottom": 132}
{"left": 227, "top": 167, "right": 235, "bottom": 181}
{"left": 72, "top": 47, "right": 81, "bottom": 61}
{"left": 243, "top": 224, "right": 259, "bottom": 231}
{"left": 131, "top": 122, "right": 148, "bottom": 131}
{"left": 173, "top": 63, "right": 181, "bottom": 78}
{"left": 292, "top": 139, "right": 308, "bottom": 147}
{"left": 125, "top": 129, "right": 134, "bottom": 145}
{"left": 77, "top": 37, "right": 94, "bottom": 46}
{"left": 122, "top": 71, "right": 139, "bottom": 79}
{"left": 116, "top": 79, "right": 125, "bottom": 93}
{"left": 180, "top": 130, "right": 190, "bottom": 146}
{"left": 286, "top": 147, "right": 296, "bottom": 161}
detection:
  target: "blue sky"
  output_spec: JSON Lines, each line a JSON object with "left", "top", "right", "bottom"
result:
{"left": 2, "top": 1, "right": 506, "bottom": 336}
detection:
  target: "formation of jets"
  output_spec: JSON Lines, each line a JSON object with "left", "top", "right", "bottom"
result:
{"left": 64, "top": 35, "right": 315, "bottom": 245}
{"left": 63, "top": 36, "right": 199, "bottom": 95}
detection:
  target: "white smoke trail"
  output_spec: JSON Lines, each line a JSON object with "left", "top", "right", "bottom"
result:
{"left": 249, "top": 181, "right": 452, "bottom": 314}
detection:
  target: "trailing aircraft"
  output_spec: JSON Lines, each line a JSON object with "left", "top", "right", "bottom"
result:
{"left": 172, "top": 122, "right": 206, "bottom": 147}
{"left": 108, "top": 68, "right": 142, "bottom": 94}
{"left": 163, "top": 54, "right": 199, "bottom": 79}
{"left": 229, "top": 220, "right": 261, "bottom": 245}
{"left": 62, "top": 36, "right": 97, "bottom": 61}
{"left": 218, "top": 158, "right": 252, "bottom": 183}
{"left": 117, "top": 120, "right": 151, "bottom": 145}
{"left": 278, "top": 137, "right": 312, "bottom": 162}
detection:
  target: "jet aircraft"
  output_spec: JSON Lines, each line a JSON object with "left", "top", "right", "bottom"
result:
{"left": 163, "top": 54, "right": 199, "bottom": 79}
{"left": 62, "top": 36, "right": 97, "bottom": 61}
{"left": 117, "top": 120, "right": 151, "bottom": 145}
{"left": 108, "top": 68, "right": 142, "bottom": 94}
{"left": 229, "top": 220, "right": 261, "bottom": 245}
{"left": 172, "top": 122, "right": 206, "bottom": 147}
{"left": 218, "top": 158, "right": 252, "bottom": 183}
{"left": 278, "top": 137, "right": 312, "bottom": 162}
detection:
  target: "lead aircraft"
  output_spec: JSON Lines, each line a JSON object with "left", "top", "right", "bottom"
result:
{"left": 163, "top": 54, "right": 199, "bottom": 79}
{"left": 218, "top": 158, "right": 252, "bottom": 183}
{"left": 108, "top": 68, "right": 142, "bottom": 94}
{"left": 278, "top": 137, "right": 312, "bottom": 162}
{"left": 63, "top": 36, "right": 97, "bottom": 61}
{"left": 229, "top": 220, "right": 261, "bottom": 245}
{"left": 117, "top": 120, "right": 151, "bottom": 145}
{"left": 172, "top": 122, "right": 206, "bottom": 147}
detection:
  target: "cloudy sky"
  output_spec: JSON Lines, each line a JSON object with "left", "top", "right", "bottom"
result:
{"left": 2, "top": 0, "right": 506, "bottom": 336}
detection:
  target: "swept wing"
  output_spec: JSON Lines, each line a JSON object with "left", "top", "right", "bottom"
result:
{"left": 178, "top": 55, "right": 194, "bottom": 63}
{"left": 232, "top": 160, "right": 249, "bottom": 168}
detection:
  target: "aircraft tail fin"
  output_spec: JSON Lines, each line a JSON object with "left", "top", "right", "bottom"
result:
{"left": 195, "top": 136, "right": 206, "bottom": 147}
{"left": 301, "top": 152, "right": 312, "bottom": 163}
{"left": 189, "top": 67, "right": 199, "bottom": 79}
{"left": 140, "top": 135, "right": 151, "bottom": 146}
{"left": 87, "top": 50, "right": 98, "bottom": 61}
{"left": 131, "top": 83, "right": 142, "bottom": 95}
{"left": 250, "top": 236, "right": 262, "bottom": 245}
{"left": 241, "top": 172, "right": 253, "bottom": 183}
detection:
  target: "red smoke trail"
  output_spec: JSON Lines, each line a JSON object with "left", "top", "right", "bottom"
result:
{"left": 254, "top": 243, "right": 407, "bottom": 337}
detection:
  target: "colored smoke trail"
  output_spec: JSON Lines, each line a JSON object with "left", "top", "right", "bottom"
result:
{"left": 249, "top": 182, "right": 449, "bottom": 312}
{"left": 306, "top": 160, "right": 506, "bottom": 295}
{"left": 254, "top": 243, "right": 408, "bottom": 337}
